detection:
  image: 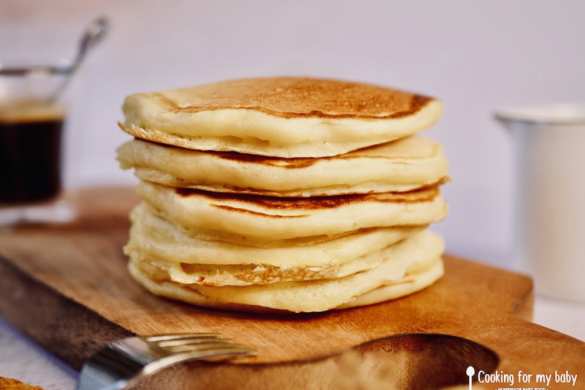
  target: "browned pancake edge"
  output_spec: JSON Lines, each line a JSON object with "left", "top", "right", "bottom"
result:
{"left": 175, "top": 183, "right": 443, "bottom": 210}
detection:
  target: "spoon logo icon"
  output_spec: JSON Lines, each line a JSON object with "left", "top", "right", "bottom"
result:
{"left": 466, "top": 366, "right": 475, "bottom": 389}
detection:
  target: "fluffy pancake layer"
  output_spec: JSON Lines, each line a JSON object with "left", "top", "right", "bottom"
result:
{"left": 138, "top": 181, "right": 447, "bottom": 241}
{"left": 121, "top": 77, "right": 442, "bottom": 157}
{"left": 126, "top": 203, "right": 423, "bottom": 267}
{"left": 126, "top": 203, "right": 426, "bottom": 285}
{"left": 129, "top": 230, "right": 444, "bottom": 312}
{"left": 117, "top": 136, "right": 448, "bottom": 197}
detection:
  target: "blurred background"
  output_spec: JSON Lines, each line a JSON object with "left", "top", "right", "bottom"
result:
{"left": 2, "top": 0, "right": 584, "bottom": 268}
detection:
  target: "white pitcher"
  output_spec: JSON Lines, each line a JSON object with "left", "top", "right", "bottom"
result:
{"left": 495, "top": 104, "right": 585, "bottom": 302}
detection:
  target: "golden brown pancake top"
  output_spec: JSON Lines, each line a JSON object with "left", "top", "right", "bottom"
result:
{"left": 156, "top": 77, "right": 434, "bottom": 119}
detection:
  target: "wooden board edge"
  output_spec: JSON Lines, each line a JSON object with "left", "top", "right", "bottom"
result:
{"left": 0, "top": 254, "right": 498, "bottom": 389}
{"left": 0, "top": 252, "right": 536, "bottom": 370}
{"left": 447, "top": 255, "right": 535, "bottom": 321}
{"left": 2, "top": 254, "right": 583, "bottom": 390}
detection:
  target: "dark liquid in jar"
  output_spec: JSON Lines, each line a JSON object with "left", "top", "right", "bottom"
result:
{"left": 0, "top": 107, "right": 63, "bottom": 205}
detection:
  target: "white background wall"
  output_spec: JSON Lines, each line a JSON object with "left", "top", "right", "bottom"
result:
{"left": 2, "top": 0, "right": 584, "bottom": 267}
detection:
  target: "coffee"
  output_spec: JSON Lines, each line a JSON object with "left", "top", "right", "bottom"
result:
{"left": 0, "top": 103, "right": 64, "bottom": 205}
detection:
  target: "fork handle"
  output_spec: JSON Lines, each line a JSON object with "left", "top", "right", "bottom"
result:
{"left": 77, "top": 346, "right": 145, "bottom": 390}
{"left": 77, "top": 348, "right": 251, "bottom": 390}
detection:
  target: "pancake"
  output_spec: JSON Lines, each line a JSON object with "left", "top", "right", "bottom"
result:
{"left": 126, "top": 203, "right": 423, "bottom": 268}
{"left": 338, "top": 259, "right": 444, "bottom": 309}
{"left": 121, "top": 77, "right": 442, "bottom": 157}
{"left": 117, "top": 136, "right": 448, "bottom": 197}
{"left": 128, "top": 230, "right": 445, "bottom": 312}
{"left": 130, "top": 242, "right": 420, "bottom": 287}
{"left": 137, "top": 181, "right": 447, "bottom": 241}
{"left": 126, "top": 204, "right": 425, "bottom": 285}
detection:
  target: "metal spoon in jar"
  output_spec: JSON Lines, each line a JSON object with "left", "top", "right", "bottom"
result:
{"left": 0, "top": 16, "right": 110, "bottom": 101}
{"left": 48, "top": 16, "right": 110, "bottom": 102}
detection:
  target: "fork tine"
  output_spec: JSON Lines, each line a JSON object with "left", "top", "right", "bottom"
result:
{"left": 196, "top": 347, "right": 255, "bottom": 358}
{"left": 141, "top": 346, "right": 254, "bottom": 375}
{"left": 145, "top": 333, "right": 220, "bottom": 342}
{"left": 158, "top": 339, "right": 232, "bottom": 351}
{"left": 200, "top": 351, "right": 253, "bottom": 362}
{"left": 164, "top": 341, "right": 254, "bottom": 354}
{"left": 176, "top": 345, "right": 255, "bottom": 358}
{"left": 155, "top": 337, "right": 234, "bottom": 348}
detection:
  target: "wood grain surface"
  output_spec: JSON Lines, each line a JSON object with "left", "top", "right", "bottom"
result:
{"left": 0, "top": 187, "right": 583, "bottom": 389}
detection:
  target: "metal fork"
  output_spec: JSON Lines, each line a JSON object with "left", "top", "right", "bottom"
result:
{"left": 76, "top": 333, "right": 254, "bottom": 390}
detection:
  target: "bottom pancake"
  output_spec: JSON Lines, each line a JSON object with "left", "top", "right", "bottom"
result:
{"left": 128, "top": 231, "right": 444, "bottom": 313}
{"left": 338, "top": 260, "right": 443, "bottom": 309}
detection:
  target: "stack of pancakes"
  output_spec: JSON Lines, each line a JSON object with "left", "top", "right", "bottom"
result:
{"left": 117, "top": 77, "right": 448, "bottom": 313}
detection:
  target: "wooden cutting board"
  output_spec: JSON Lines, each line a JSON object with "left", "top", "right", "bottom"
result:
{"left": 0, "top": 187, "right": 583, "bottom": 389}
